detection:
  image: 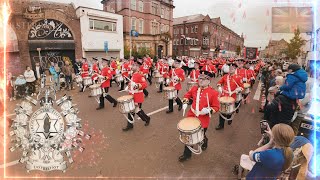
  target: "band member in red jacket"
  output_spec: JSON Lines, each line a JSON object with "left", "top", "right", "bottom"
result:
{"left": 122, "top": 60, "right": 151, "bottom": 131}
{"left": 179, "top": 71, "right": 220, "bottom": 162}
{"left": 201, "top": 60, "right": 217, "bottom": 78}
{"left": 158, "top": 59, "right": 170, "bottom": 93}
{"left": 91, "top": 57, "right": 100, "bottom": 83}
{"left": 166, "top": 59, "right": 185, "bottom": 113}
{"left": 189, "top": 62, "right": 200, "bottom": 82}
{"left": 96, "top": 59, "right": 118, "bottom": 110}
{"left": 216, "top": 63, "right": 244, "bottom": 130}
{"left": 119, "top": 59, "right": 130, "bottom": 91}
{"left": 80, "top": 57, "right": 89, "bottom": 92}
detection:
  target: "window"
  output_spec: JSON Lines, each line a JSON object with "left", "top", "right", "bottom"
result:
{"left": 131, "top": 18, "right": 136, "bottom": 31}
{"left": 160, "top": 24, "right": 164, "bottom": 32}
{"left": 190, "top": 39, "right": 193, "bottom": 45}
{"left": 191, "top": 27, "right": 194, "bottom": 33}
{"left": 195, "top": 25, "right": 198, "bottom": 33}
{"left": 181, "top": 28, "right": 184, "bottom": 34}
{"left": 161, "top": 8, "right": 164, "bottom": 18}
{"left": 138, "top": 1, "right": 143, "bottom": 12}
{"left": 151, "top": 22, "right": 159, "bottom": 35}
{"left": 180, "top": 38, "right": 183, "bottom": 45}
{"left": 131, "top": 0, "right": 136, "bottom": 10}
{"left": 204, "top": 25, "right": 208, "bottom": 32}
{"left": 152, "top": 2, "right": 158, "bottom": 15}
{"left": 89, "top": 19, "right": 117, "bottom": 32}
{"left": 194, "top": 39, "right": 197, "bottom": 45}
{"left": 166, "top": 8, "right": 170, "bottom": 19}
{"left": 203, "top": 37, "right": 209, "bottom": 45}
{"left": 185, "top": 39, "right": 188, "bottom": 45}
{"left": 185, "top": 27, "right": 188, "bottom": 34}
{"left": 139, "top": 19, "right": 144, "bottom": 34}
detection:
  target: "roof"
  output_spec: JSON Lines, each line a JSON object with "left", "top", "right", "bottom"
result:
{"left": 173, "top": 14, "right": 205, "bottom": 25}
{"left": 211, "top": 17, "right": 221, "bottom": 24}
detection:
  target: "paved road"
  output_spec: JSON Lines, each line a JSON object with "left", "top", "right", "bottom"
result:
{"left": 2, "top": 76, "right": 263, "bottom": 179}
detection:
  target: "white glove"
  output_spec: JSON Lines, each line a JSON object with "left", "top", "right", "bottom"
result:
{"left": 182, "top": 103, "right": 188, "bottom": 110}
{"left": 201, "top": 107, "right": 211, "bottom": 115}
{"left": 236, "top": 87, "right": 242, "bottom": 93}
{"left": 218, "top": 86, "right": 223, "bottom": 94}
{"left": 174, "top": 76, "right": 180, "bottom": 81}
{"left": 243, "top": 78, "right": 247, "bottom": 82}
{"left": 116, "top": 69, "right": 121, "bottom": 74}
{"left": 166, "top": 79, "right": 170, "bottom": 85}
{"left": 131, "top": 82, "right": 136, "bottom": 89}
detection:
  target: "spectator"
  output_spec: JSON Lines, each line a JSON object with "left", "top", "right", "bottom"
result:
{"left": 62, "top": 61, "right": 75, "bottom": 90}
{"left": 33, "top": 62, "right": 44, "bottom": 82}
{"left": 49, "top": 62, "right": 59, "bottom": 91}
{"left": 24, "top": 66, "right": 36, "bottom": 96}
{"left": 187, "top": 57, "right": 195, "bottom": 76}
{"left": 247, "top": 124, "right": 294, "bottom": 179}
{"left": 54, "top": 63, "right": 61, "bottom": 90}
{"left": 279, "top": 64, "right": 308, "bottom": 100}
{"left": 7, "top": 72, "right": 15, "bottom": 101}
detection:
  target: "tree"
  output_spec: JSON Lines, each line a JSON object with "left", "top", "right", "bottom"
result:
{"left": 284, "top": 28, "right": 306, "bottom": 60}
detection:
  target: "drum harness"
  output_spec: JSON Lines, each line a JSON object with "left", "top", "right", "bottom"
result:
{"left": 220, "top": 75, "right": 242, "bottom": 121}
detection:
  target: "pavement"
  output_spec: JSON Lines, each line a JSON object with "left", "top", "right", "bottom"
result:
{"left": 1, "top": 76, "right": 263, "bottom": 179}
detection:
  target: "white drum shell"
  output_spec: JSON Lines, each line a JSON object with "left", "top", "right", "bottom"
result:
{"left": 83, "top": 78, "right": 93, "bottom": 86}
{"left": 118, "top": 98, "right": 135, "bottom": 114}
{"left": 178, "top": 127, "right": 204, "bottom": 146}
{"left": 75, "top": 76, "right": 83, "bottom": 83}
{"left": 155, "top": 76, "right": 164, "bottom": 83}
{"left": 90, "top": 86, "right": 103, "bottom": 97}
{"left": 164, "top": 89, "right": 176, "bottom": 99}
{"left": 116, "top": 75, "right": 124, "bottom": 82}
{"left": 236, "top": 92, "right": 242, "bottom": 102}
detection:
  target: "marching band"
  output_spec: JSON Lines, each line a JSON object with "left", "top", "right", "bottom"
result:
{"left": 72, "top": 55, "right": 263, "bottom": 161}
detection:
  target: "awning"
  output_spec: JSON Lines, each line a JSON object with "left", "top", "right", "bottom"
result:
{"left": 28, "top": 40, "right": 75, "bottom": 51}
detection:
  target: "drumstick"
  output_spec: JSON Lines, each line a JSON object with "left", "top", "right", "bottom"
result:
{"left": 206, "top": 93, "right": 211, "bottom": 118}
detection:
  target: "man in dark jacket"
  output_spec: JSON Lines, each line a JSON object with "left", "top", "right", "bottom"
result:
{"left": 264, "top": 64, "right": 308, "bottom": 128}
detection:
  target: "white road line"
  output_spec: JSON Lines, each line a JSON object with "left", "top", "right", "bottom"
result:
{"left": 0, "top": 160, "right": 20, "bottom": 168}
{"left": 137, "top": 103, "right": 177, "bottom": 120}
{"left": 253, "top": 82, "right": 262, "bottom": 101}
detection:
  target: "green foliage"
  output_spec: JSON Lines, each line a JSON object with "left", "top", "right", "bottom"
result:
{"left": 284, "top": 28, "right": 306, "bottom": 60}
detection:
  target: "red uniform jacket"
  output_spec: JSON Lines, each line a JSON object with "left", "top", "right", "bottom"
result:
{"left": 247, "top": 69, "right": 256, "bottom": 80}
{"left": 217, "top": 74, "right": 244, "bottom": 99}
{"left": 91, "top": 63, "right": 100, "bottom": 80}
{"left": 184, "top": 86, "right": 220, "bottom": 128}
{"left": 189, "top": 69, "right": 200, "bottom": 82}
{"left": 110, "top": 61, "right": 117, "bottom": 75}
{"left": 81, "top": 63, "right": 89, "bottom": 78}
{"left": 121, "top": 62, "right": 131, "bottom": 78}
{"left": 201, "top": 65, "right": 217, "bottom": 73}
{"left": 128, "top": 72, "right": 148, "bottom": 103}
{"left": 140, "top": 62, "right": 150, "bottom": 75}
{"left": 160, "top": 63, "right": 169, "bottom": 78}
{"left": 169, "top": 68, "right": 185, "bottom": 90}
{"left": 100, "top": 67, "right": 112, "bottom": 88}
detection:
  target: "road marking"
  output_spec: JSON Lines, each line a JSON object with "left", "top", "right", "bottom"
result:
{"left": 137, "top": 103, "right": 177, "bottom": 120}
{"left": 0, "top": 160, "right": 20, "bottom": 168}
{"left": 253, "top": 82, "right": 262, "bottom": 101}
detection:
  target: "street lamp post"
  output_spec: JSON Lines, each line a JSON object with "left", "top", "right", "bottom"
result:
{"left": 129, "top": 2, "right": 132, "bottom": 58}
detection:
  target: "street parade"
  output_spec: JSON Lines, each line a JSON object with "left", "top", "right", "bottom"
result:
{"left": 0, "top": 0, "right": 319, "bottom": 179}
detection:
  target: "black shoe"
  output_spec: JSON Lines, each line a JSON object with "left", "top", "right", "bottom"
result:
{"left": 113, "top": 101, "right": 118, "bottom": 107}
{"left": 178, "top": 154, "right": 191, "bottom": 162}
{"left": 178, "top": 105, "right": 182, "bottom": 111}
{"left": 145, "top": 117, "right": 150, "bottom": 126}
{"left": 236, "top": 109, "right": 239, "bottom": 113}
{"left": 228, "top": 120, "right": 232, "bottom": 125}
{"left": 215, "top": 124, "right": 224, "bottom": 130}
{"left": 122, "top": 125, "right": 133, "bottom": 131}
{"left": 166, "top": 110, "right": 173, "bottom": 114}
{"left": 118, "top": 89, "right": 124, "bottom": 92}
{"left": 96, "top": 106, "right": 104, "bottom": 110}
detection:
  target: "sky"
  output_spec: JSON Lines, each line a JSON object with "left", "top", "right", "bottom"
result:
{"left": 5, "top": 0, "right": 320, "bottom": 49}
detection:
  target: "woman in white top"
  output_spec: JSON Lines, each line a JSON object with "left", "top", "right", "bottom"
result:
{"left": 24, "top": 66, "right": 36, "bottom": 96}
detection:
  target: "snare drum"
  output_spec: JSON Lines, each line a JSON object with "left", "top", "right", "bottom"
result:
{"left": 163, "top": 86, "right": 176, "bottom": 100}
{"left": 117, "top": 95, "right": 135, "bottom": 114}
{"left": 177, "top": 117, "right": 204, "bottom": 146}
{"left": 219, "top": 96, "right": 235, "bottom": 115}
{"left": 243, "top": 83, "right": 251, "bottom": 95}
{"left": 153, "top": 70, "right": 159, "bottom": 77}
{"left": 89, "top": 84, "right": 103, "bottom": 97}
{"left": 75, "top": 75, "right": 83, "bottom": 83}
{"left": 154, "top": 74, "right": 164, "bottom": 84}
{"left": 187, "top": 81, "right": 198, "bottom": 91}
{"left": 83, "top": 77, "right": 93, "bottom": 86}
{"left": 115, "top": 74, "right": 124, "bottom": 82}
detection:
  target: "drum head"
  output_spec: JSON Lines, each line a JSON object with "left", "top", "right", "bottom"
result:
{"left": 219, "top": 96, "right": 235, "bottom": 103}
{"left": 244, "top": 83, "right": 251, "bottom": 88}
{"left": 83, "top": 77, "right": 90, "bottom": 80}
{"left": 117, "top": 95, "right": 133, "bottom": 102}
{"left": 163, "top": 86, "right": 175, "bottom": 91}
{"left": 177, "top": 117, "right": 201, "bottom": 131}
{"left": 90, "top": 84, "right": 101, "bottom": 88}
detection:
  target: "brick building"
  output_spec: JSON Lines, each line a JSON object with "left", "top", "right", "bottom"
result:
{"left": 101, "top": 0, "right": 174, "bottom": 58}
{"left": 261, "top": 39, "right": 288, "bottom": 58}
{"left": 7, "top": 0, "right": 82, "bottom": 75}
{"left": 172, "top": 14, "right": 244, "bottom": 57}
